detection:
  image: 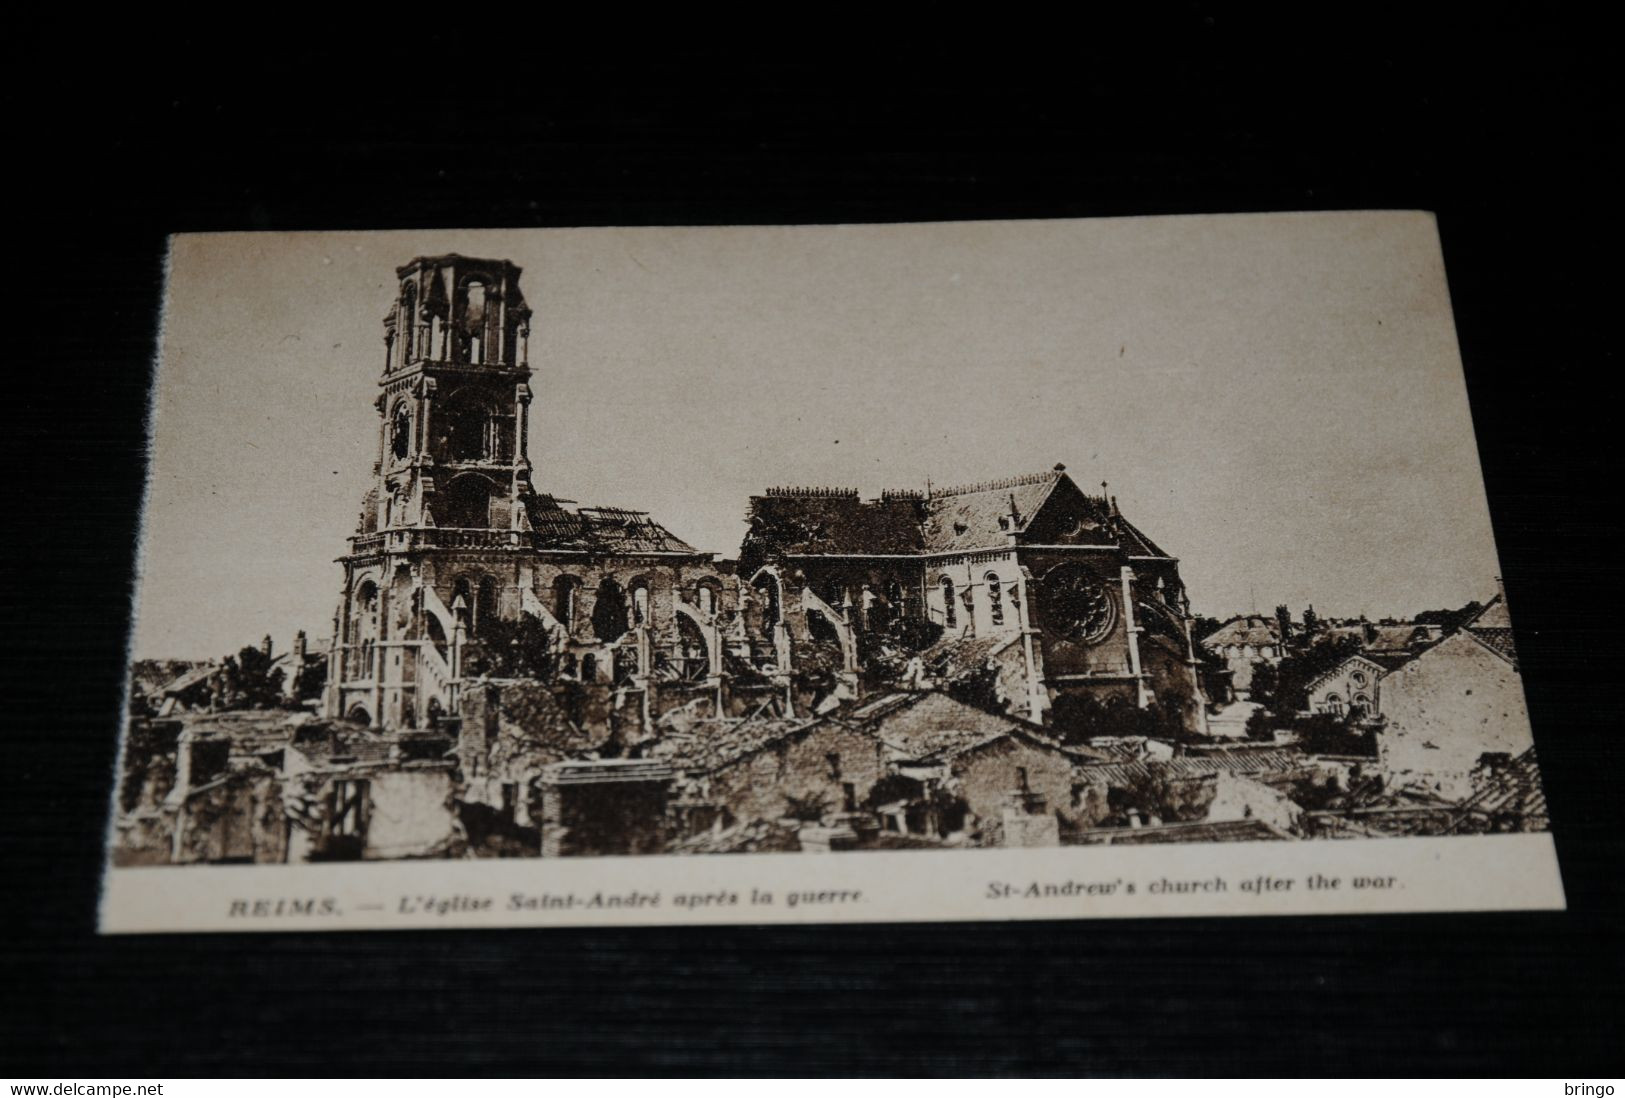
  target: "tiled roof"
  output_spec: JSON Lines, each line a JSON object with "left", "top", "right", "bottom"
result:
{"left": 920, "top": 473, "right": 1058, "bottom": 554}
{"left": 1320, "top": 623, "right": 1440, "bottom": 654}
{"left": 652, "top": 711, "right": 820, "bottom": 774}
{"left": 1082, "top": 737, "right": 1155, "bottom": 762}
{"left": 131, "top": 659, "right": 208, "bottom": 699}
{"left": 848, "top": 691, "right": 1102, "bottom": 764}
{"left": 920, "top": 633, "right": 1017, "bottom": 679}
{"left": 1201, "top": 616, "right": 1281, "bottom": 648}
{"left": 1079, "top": 746, "right": 1306, "bottom": 787}
{"left": 1456, "top": 747, "right": 1545, "bottom": 823}
{"left": 738, "top": 470, "right": 1171, "bottom": 565}
{"left": 541, "top": 758, "right": 675, "bottom": 785}
{"left": 1468, "top": 627, "right": 1518, "bottom": 667}
{"left": 525, "top": 494, "right": 701, "bottom": 554}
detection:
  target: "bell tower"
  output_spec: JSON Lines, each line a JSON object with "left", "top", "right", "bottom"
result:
{"left": 376, "top": 255, "right": 535, "bottom": 538}
{"left": 328, "top": 255, "right": 538, "bottom": 729}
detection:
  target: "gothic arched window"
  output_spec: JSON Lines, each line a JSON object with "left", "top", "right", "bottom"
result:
{"left": 439, "top": 475, "right": 494, "bottom": 528}
{"left": 460, "top": 279, "right": 489, "bottom": 364}
{"left": 592, "top": 577, "right": 629, "bottom": 642}
{"left": 439, "top": 390, "right": 494, "bottom": 462}
{"left": 352, "top": 580, "right": 379, "bottom": 679}
{"left": 986, "top": 571, "right": 1004, "bottom": 626}
{"left": 476, "top": 576, "right": 499, "bottom": 635}
{"left": 940, "top": 576, "right": 957, "bottom": 628}
{"left": 391, "top": 403, "right": 412, "bottom": 461}
{"left": 553, "top": 575, "right": 580, "bottom": 628}
{"left": 630, "top": 582, "right": 650, "bottom": 627}
{"left": 752, "top": 572, "right": 782, "bottom": 629}
{"left": 399, "top": 283, "right": 417, "bottom": 365}
{"left": 452, "top": 575, "right": 474, "bottom": 627}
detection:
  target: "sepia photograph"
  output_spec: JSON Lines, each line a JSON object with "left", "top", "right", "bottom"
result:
{"left": 101, "top": 213, "right": 1561, "bottom": 930}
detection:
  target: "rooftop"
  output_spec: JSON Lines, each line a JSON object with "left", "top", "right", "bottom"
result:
{"left": 525, "top": 494, "right": 702, "bottom": 555}
{"left": 739, "top": 468, "right": 1171, "bottom": 569}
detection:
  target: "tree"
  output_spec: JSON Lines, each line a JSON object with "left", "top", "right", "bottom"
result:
{"left": 1266, "top": 634, "right": 1365, "bottom": 714}
{"left": 1049, "top": 693, "right": 1187, "bottom": 746}
{"left": 1248, "top": 660, "right": 1280, "bottom": 710}
{"left": 1106, "top": 762, "right": 1193, "bottom": 825}
{"left": 861, "top": 616, "right": 945, "bottom": 686}
{"left": 1289, "top": 712, "right": 1377, "bottom": 757}
{"left": 462, "top": 615, "right": 557, "bottom": 679}
{"left": 945, "top": 660, "right": 1003, "bottom": 714}
{"left": 1413, "top": 599, "right": 1484, "bottom": 633}
{"left": 590, "top": 578, "right": 629, "bottom": 643}
{"left": 219, "top": 644, "right": 286, "bottom": 710}
{"left": 291, "top": 658, "right": 327, "bottom": 703}
{"left": 1302, "top": 605, "right": 1320, "bottom": 637}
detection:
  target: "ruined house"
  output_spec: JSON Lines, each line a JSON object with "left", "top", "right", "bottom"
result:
{"left": 282, "top": 722, "right": 459, "bottom": 861}
{"left": 845, "top": 691, "right": 1107, "bottom": 845}
{"left": 534, "top": 758, "right": 677, "bottom": 857}
{"left": 656, "top": 707, "right": 888, "bottom": 839}
{"left": 1376, "top": 590, "right": 1534, "bottom": 800}
{"left": 453, "top": 678, "right": 615, "bottom": 852}
{"left": 1072, "top": 743, "right": 1313, "bottom": 838}
{"left": 112, "top": 710, "right": 301, "bottom": 865}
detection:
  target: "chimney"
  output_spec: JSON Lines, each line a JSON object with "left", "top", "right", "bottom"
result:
{"left": 286, "top": 631, "right": 308, "bottom": 699}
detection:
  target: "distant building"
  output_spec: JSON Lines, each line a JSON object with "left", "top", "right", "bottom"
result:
{"left": 1320, "top": 620, "right": 1443, "bottom": 663}
{"left": 1199, "top": 615, "right": 1284, "bottom": 697}
{"left": 1377, "top": 592, "right": 1531, "bottom": 799}
{"left": 1304, "top": 653, "right": 1396, "bottom": 719}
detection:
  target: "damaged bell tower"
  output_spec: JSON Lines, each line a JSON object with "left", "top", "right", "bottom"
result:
{"left": 326, "top": 255, "right": 537, "bottom": 729}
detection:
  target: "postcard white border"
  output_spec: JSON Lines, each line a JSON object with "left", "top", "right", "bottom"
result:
{"left": 100, "top": 833, "right": 1564, "bottom": 934}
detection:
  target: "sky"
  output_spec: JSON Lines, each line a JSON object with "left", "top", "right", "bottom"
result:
{"left": 131, "top": 212, "right": 1504, "bottom": 660}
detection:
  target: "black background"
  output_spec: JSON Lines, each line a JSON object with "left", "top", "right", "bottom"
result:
{"left": 5, "top": 16, "right": 1621, "bottom": 1076}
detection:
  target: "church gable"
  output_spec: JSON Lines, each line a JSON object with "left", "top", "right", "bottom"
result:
{"left": 1012, "top": 472, "right": 1113, "bottom": 546}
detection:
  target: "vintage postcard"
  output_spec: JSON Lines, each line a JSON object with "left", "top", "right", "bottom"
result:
{"left": 101, "top": 213, "right": 1563, "bottom": 933}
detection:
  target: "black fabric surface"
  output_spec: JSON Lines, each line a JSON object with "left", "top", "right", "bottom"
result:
{"left": 4, "top": 20, "right": 1620, "bottom": 1076}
